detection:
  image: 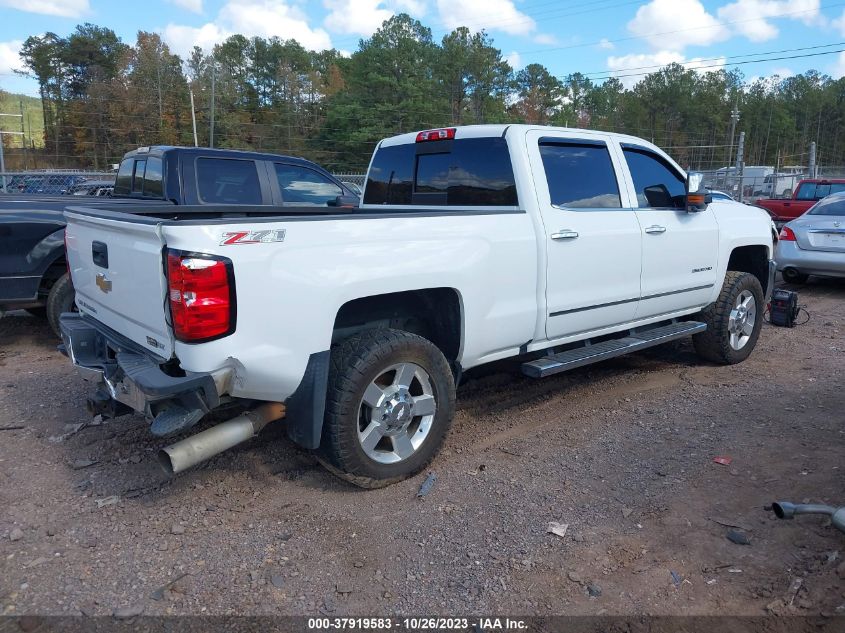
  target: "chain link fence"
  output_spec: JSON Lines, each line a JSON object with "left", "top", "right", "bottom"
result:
{"left": 0, "top": 171, "right": 367, "bottom": 197}
{"left": 0, "top": 171, "right": 116, "bottom": 196}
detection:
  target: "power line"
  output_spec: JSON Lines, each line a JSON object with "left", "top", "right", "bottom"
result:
{"left": 574, "top": 41, "right": 845, "bottom": 79}
{"left": 602, "top": 47, "right": 845, "bottom": 81}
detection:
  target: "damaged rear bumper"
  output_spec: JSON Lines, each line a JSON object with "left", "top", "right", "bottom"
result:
{"left": 59, "top": 313, "right": 223, "bottom": 435}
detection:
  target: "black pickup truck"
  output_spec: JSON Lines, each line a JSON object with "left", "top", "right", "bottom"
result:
{"left": 0, "top": 146, "right": 357, "bottom": 335}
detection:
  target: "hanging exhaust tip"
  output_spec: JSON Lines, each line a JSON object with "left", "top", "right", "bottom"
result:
{"left": 158, "top": 402, "right": 285, "bottom": 475}
{"left": 771, "top": 501, "right": 845, "bottom": 534}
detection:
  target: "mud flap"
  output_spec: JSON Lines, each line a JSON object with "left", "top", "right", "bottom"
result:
{"left": 284, "top": 350, "right": 330, "bottom": 449}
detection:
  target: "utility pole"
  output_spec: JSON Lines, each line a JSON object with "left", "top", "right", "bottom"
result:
{"left": 808, "top": 141, "right": 817, "bottom": 179}
{"left": 727, "top": 99, "right": 740, "bottom": 166}
{"left": 189, "top": 87, "right": 199, "bottom": 147}
{"left": 209, "top": 64, "right": 216, "bottom": 149}
{"left": 735, "top": 131, "right": 745, "bottom": 203}
{"left": 0, "top": 112, "right": 25, "bottom": 193}
{"left": 19, "top": 101, "right": 28, "bottom": 170}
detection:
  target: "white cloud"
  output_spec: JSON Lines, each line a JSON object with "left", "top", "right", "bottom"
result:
{"left": 834, "top": 9, "right": 845, "bottom": 35}
{"left": 833, "top": 51, "right": 845, "bottom": 79}
{"left": 598, "top": 38, "right": 614, "bottom": 50}
{"left": 436, "top": 0, "right": 535, "bottom": 36}
{"left": 717, "top": 0, "right": 821, "bottom": 43}
{"left": 505, "top": 50, "right": 522, "bottom": 71}
{"left": 168, "top": 0, "right": 203, "bottom": 13}
{"left": 533, "top": 33, "right": 558, "bottom": 46}
{"left": 323, "top": 1, "right": 394, "bottom": 36}
{"left": 770, "top": 66, "right": 795, "bottom": 77}
{"left": 163, "top": 23, "right": 227, "bottom": 57}
{"left": 0, "top": 0, "right": 88, "bottom": 17}
{"left": 163, "top": 0, "right": 332, "bottom": 57}
{"left": 0, "top": 39, "right": 24, "bottom": 75}
{"left": 607, "top": 51, "right": 726, "bottom": 88}
{"left": 628, "top": 0, "right": 729, "bottom": 51}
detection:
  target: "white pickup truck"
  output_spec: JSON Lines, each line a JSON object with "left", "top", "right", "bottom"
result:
{"left": 60, "top": 125, "right": 776, "bottom": 488}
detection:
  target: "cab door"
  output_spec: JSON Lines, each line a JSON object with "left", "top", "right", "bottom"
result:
{"left": 617, "top": 144, "right": 719, "bottom": 318}
{"left": 526, "top": 131, "right": 643, "bottom": 340}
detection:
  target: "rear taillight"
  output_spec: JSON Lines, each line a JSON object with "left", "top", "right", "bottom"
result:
{"left": 779, "top": 226, "right": 797, "bottom": 241}
{"left": 166, "top": 250, "right": 235, "bottom": 342}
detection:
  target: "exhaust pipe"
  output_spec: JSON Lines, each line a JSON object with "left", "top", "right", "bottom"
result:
{"left": 772, "top": 501, "right": 845, "bottom": 534}
{"left": 158, "top": 402, "right": 285, "bottom": 475}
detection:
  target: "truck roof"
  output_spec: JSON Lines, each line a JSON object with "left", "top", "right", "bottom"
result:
{"left": 376, "top": 124, "right": 685, "bottom": 175}
{"left": 797, "top": 178, "right": 845, "bottom": 184}
{"left": 378, "top": 124, "right": 667, "bottom": 154}
{"left": 121, "top": 145, "right": 326, "bottom": 168}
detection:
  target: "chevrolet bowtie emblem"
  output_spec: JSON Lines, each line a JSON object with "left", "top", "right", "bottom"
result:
{"left": 95, "top": 273, "right": 112, "bottom": 293}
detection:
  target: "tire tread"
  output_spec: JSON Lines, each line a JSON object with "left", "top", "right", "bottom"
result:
{"left": 319, "top": 328, "right": 455, "bottom": 489}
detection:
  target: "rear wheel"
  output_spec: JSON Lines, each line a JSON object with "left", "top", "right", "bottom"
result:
{"left": 318, "top": 328, "right": 455, "bottom": 489}
{"left": 693, "top": 271, "right": 764, "bottom": 365}
{"left": 46, "top": 273, "right": 76, "bottom": 337}
{"left": 781, "top": 267, "right": 809, "bottom": 284}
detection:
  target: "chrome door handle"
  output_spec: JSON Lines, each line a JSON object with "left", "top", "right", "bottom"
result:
{"left": 551, "top": 230, "right": 579, "bottom": 240}
{"left": 645, "top": 225, "right": 667, "bottom": 235}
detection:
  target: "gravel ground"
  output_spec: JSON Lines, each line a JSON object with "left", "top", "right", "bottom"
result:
{"left": 1, "top": 279, "right": 843, "bottom": 618}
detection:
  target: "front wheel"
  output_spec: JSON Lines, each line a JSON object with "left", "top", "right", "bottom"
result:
{"left": 318, "top": 328, "right": 456, "bottom": 489}
{"left": 693, "top": 271, "right": 764, "bottom": 365}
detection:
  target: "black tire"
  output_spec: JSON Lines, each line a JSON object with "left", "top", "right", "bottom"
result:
{"left": 46, "top": 273, "right": 75, "bottom": 337}
{"left": 318, "top": 328, "right": 456, "bottom": 489}
{"left": 693, "top": 271, "right": 764, "bottom": 365}
{"left": 781, "top": 268, "right": 809, "bottom": 284}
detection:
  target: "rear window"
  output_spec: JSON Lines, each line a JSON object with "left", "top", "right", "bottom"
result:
{"left": 796, "top": 182, "right": 845, "bottom": 200}
{"left": 810, "top": 197, "right": 845, "bottom": 215}
{"left": 364, "top": 137, "right": 518, "bottom": 206}
{"left": 114, "top": 159, "right": 133, "bottom": 195}
{"left": 143, "top": 157, "right": 164, "bottom": 198}
{"left": 197, "top": 158, "right": 262, "bottom": 205}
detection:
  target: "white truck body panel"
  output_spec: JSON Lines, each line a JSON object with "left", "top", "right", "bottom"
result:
{"left": 65, "top": 211, "right": 174, "bottom": 358}
{"left": 63, "top": 124, "right": 774, "bottom": 405}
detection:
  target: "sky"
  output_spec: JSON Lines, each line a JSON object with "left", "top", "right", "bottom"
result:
{"left": 2, "top": 0, "right": 845, "bottom": 96}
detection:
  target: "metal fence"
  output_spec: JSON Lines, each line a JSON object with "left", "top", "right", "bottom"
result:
{"left": 700, "top": 166, "right": 845, "bottom": 203}
{"left": 0, "top": 171, "right": 115, "bottom": 195}
{"left": 0, "top": 171, "right": 367, "bottom": 196}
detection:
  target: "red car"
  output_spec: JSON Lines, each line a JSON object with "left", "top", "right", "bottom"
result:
{"left": 755, "top": 178, "right": 845, "bottom": 223}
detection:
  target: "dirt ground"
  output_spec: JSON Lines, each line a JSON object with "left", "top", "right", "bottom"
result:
{"left": 1, "top": 279, "right": 843, "bottom": 618}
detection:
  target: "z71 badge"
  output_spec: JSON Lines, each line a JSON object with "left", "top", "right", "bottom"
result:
{"left": 219, "top": 229, "right": 286, "bottom": 246}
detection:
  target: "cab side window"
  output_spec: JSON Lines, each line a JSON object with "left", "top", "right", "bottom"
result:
{"left": 274, "top": 164, "right": 342, "bottom": 206}
{"left": 539, "top": 141, "right": 621, "bottom": 209}
{"left": 623, "top": 147, "right": 685, "bottom": 209}
{"left": 196, "top": 158, "right": 262, "bottom": 205}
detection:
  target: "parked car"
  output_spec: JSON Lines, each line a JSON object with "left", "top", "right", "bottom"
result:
{"left": 761, "top": 169, "right": 805, "bottom": 198}
{"left": 708, "top": 190, "right": 734, "bottom": 201}
{"left": 755, "top": 178, "right": 845, "bottom": 223}
{"left": 0, "top": 146, "right": 357, "bottom": 335}
{"left": 776, "top": 192, "right": 845, "bottom": 283}
{"left": 59, "top": 125, "right": 775, "bottom": 488}
{"left": 65, "top": 178, "right": 116, "bottom": 196}
{"left": 342, "top": 181, "right": 362, "bottom": 195}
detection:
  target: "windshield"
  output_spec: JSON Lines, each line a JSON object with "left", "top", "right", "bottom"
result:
{"left": 795, "top": 182, "right": 845, "bottom": 200}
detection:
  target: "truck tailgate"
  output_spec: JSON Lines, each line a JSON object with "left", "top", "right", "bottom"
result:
{"left": 64, "top": 209, "right": 174, "bottom": 358}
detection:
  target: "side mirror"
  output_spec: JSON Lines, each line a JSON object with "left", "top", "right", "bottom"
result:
{"left": 328, "top": 194, "right": 359, "bottom": 209}
{"left": 686, "top": 171, "right": 711, "bottom": 212}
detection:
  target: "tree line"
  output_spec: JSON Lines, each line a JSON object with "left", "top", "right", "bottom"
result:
{"left": 9, "top": 14, "right": 845, "bottom": 172}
